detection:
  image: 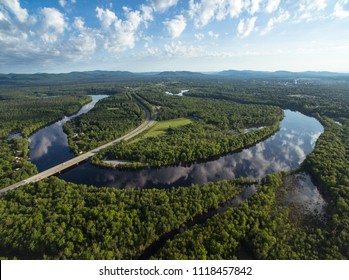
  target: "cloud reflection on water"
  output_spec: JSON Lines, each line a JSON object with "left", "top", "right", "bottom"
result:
{"left": 29, "top": 95, "right": 108, "bottom": 170}
{"left": 60, "top": 110, "right": 324, "bottom": 189}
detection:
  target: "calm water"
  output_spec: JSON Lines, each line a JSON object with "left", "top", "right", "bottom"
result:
{"left": 283, "top": 173, "right": 327, "bottom": 220}
{"left": 29, "top": 95, "right": 108, "bottom": 171}
{"left": 54, "top": 110, "right": 324, "bottom": 189}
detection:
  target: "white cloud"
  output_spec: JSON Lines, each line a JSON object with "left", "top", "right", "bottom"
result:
{"left": 0, "top": 0, "right": 28, "bottom": 23}
{"left": 69, "top": 33, "right": 96, "bottom": 56}
{"left": 189, "top": 0, "right": 229, "bottom": 27}
{"left": 164, "top": 41, "right": 204, "bottom": 57}
{"left": 0, "top": 11, "right": 6, "bottom": 21}
{"left": 237, "top": 16, "right": 257, "bottom": 38}
{"left": 73, "top": 17, "right": 85, "bottom": 31}
{"left": 151, "top": 0, "right": 179, "bottom": 12}
{"left": 141, "top": 5, "right": 153, "bottom": 21}
{"left": 228, "top": 0, "right": 244, "bottom": 18}
{"left": 96, "top": 7, "right": 117, "bottom": 29}
{"left": 298, "top": 0, "right": 327, "bottom": 21}
{"left": 59, "top": 0, "right": 76, "bottom": 8}
{"left": 95, "top": 6, "right": 154, "bottom": 53}
{"left": 333, "top": 0, "right": 349, "bottom": 18}
{"left": 249, "top": 0, "right": 262, "bottom": 15}
{"left": 194, "top": 32, "right": 204, "bottom": 40}
{"left": 261, "top": 10, "right": 290, "bottom": 35}
{"left": 40, "top": 7, "right": 66, "bottom": 43}
{"left": 163, "top": 14, "right": 186, "bottom": 38}
{"left": 189, "top": 0, "right": 247, "bottom": 27}
{"left": 265, "top": 0, "right": 280, "bottom": 13}
{"left": 208, "top": 30, "right": 219, "bottom": 38}
{"left": 105, "top": 9, "right": 143, "bottom": 52}
{"left": 59, "top": 0, "right": 66, "bottom": 8}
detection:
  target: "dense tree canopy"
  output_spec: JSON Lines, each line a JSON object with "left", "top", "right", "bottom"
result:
{"left": 0, "top": 139, "right": 37, "bottom": 189}
{"left": 64, "top": 93, "right": 144, "bottom": 153}
{"left": 1, "top": 77, "right": 349, "bottom": 260}
{"left": 0, "top": 177, "right": 241, "bottom": 259}
{"left": 0, "top": 95, "right": 91, "bottom": 138}
{"left": 96, "top": 90, "right": 282, "bottom": 167}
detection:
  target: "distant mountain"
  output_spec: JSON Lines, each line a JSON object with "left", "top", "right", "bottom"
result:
{"left": 1, "top": 70, "right": 348, "bottom": 87}
{"left": 0, "top": 71, "right": 141, "bottom": 87}
{"left": 216, "top": 70, "right": 349, "bottom": 79}
{"left": 156, "top": 71, "right": 207, "bottom": 78}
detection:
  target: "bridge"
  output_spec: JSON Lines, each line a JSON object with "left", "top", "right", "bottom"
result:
{"left": 0, "top": 97, "right": 157, "bottom": 195}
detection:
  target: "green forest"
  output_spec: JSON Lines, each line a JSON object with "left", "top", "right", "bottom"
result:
{"left": 64, "top": 93, "right": 144, "bottom": 154}
{"left": 94, "top": 91, "right": 282, "bottom": 167}
{"left": 0, "top": 95, "right": 91, "bottom": 138}
{"left": 0, "top": 75, "right": 349, "bottom": 260}
{"left": 0, "top": 139, "right": 37, "bottom": 189}
{"left": 0, "top": 177, "right": 242, "bottom": 259}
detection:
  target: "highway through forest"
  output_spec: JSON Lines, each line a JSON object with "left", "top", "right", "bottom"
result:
{"left": 0, "top": 96, "right": 157, "bottom": 195}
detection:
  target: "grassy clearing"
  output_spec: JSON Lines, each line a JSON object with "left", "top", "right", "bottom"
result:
{"left": 144, "top": 118, "right": 192, "bottom": 138}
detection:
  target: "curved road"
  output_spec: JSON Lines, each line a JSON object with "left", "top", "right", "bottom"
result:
{"left": 0, "top": 97, "right": 157, "bottom": 195}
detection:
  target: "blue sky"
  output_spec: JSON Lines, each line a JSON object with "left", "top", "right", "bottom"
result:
{"left": 0, "top": 0, "right": 349, "bottom": 73}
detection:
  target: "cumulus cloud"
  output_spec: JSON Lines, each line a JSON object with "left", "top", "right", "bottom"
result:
{"left": 228, "top": 0, "right": 244, "bottom": 18}
{"left": 59, "top": 0, "right": 66, "bottom": 8}
{"left": 73, "top": 17, "right": 84, "bottom": 31}
{"left": 164, "top": 41, "right": 204, "bottom": 57}
{"left": 96, "top": 7, "right": 117, "bottom": 29}
{"left": 69, "top": 33, "right": 96, "bottom": 56}
{"left": 249, "top": 0, "right": 262, "bottom": 15}
{"left": 265, "top": 0, "right": 280, "bottom": 13}
{"left": 237, "top": 16, "right": 257, "bottom": 38}
{"left": 163, "top": 14, "right": 186, "bottom": 38}
{"left": 298, "top": 0, "right": 327, "bottom": 21}
{"left": 189, "top": 0, "right": 228, "bottom": 27}
{"left": 194, "top": 32, "right": 204, "bottom": 40}
{"left": 208, "top": 30, "right": 219, "bottom": 38}
{"left": 151, "top": 0, "right": 179, "bottom": 12}
{"left": 95, "top": 7, "right": 146, "bottom": 52}
{"left": 69, "top": 17, "right": 97, "bottom": 57}
{"left": 0, "top": 0, "right": 28, "bottom": 23}
{"left": 261, "top": 10, "right": 290, "bottom": 35}
{"left": 95, "top": 5, "right": 153, "bottom": 51}
{"left": 188, "top": 0, "right": 247, "bottom": 27}
{"left": 333, "top": 0, "right": 349, "bottom": 18}
{"left": 40, "top": 7, "right": 66, "bottom": 43}
{"left": 59, "top": 0, "right": 76, "bottom": 8}
{"left": 141, "top": 4, "right": 153, "bottom": 21}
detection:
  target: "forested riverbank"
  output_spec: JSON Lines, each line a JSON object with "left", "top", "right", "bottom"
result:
{"left": 92, "top": 90, "right": 283, "bottom": 168}
{"left": 64, "top": 94, "right": 144, "bottom": 154}
{"left": 0, "top": 95, "right": 92, "bottom": 189}
{"left": 0, "top": 95, "right": 91, "bottom": 138}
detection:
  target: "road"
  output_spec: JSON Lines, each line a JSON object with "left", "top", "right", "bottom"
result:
{"left": 0, "top": 96, "right": 157, "bottom": 195}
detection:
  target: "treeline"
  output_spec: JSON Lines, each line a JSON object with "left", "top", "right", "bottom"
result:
{"left": 138, "top": 91, "right": 282, "bottom": 129}
{"left": 64, "top": 94, "right": 144, "bottom": 153}
{"left": 154, "top": 173, "right": 343, "bottom": 260}
{"left": 97, "top": 91, "right": 282, "bottom": 167}
{"left": 0, "top": 139, "right": 37, "bottom": 190}
{"left": 99, "top": 123, "right": 279, "bottom": 167}
{"left": 303, "top": 117, "right": 349, "bottom": 258}
{"left": 182, "top": 80, "right": 349, "bottom": 120}
{"left": 0, "top": 177, "right": 242, "bottom": 259}
{"left": 0, "top": 95, "right": 91, "bottom": 138}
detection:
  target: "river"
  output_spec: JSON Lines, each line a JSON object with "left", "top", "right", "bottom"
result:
{"left": 29, "top": 95, "right": 108, "bottom": 171}
{"left": 28, "top": 101, "right": 324, "bottom": 189}
{"left": 53, "top": 110, "right": 323, "bottom": 189}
